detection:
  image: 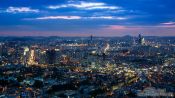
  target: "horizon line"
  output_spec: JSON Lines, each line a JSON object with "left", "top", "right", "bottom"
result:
{"left": 0, "top": 35, "right": 175, "bottom": 38}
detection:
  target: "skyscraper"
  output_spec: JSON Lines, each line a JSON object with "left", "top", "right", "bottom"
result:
{"left": 90, "top": 35, "right": 93, "bottom": 41}
{"left": 138, "top": 34, "right": 145, "bottom": 45}
{"left": 23, "top": 47, "right": 29, "bottom": 65}
{"left": 46, "top": 49, "right": 56, "bottom": 65}
{"left": 27, "top": 49, "right": 38, "bottom": 65}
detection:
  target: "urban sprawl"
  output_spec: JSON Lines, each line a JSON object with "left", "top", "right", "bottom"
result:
{"left": 0, "top": 35, "right": 175, "bottom": 97}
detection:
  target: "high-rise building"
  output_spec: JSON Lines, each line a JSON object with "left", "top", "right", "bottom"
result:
{"left": 27, "top": 49, "right": 38, "bottom": 65}
{"left": 22, "top": 47, "right": 29, "bottom": 65}
{"left": 46, "top": 49, "right": 56, "bottom": 65}
{"left": 90, "top": 35, "right": 93, "bottom": 41}
{"left": 88, "top": 35, "right": 93, "bottom": 47}
{"left": 138, "top": 34, "right": 145, "bottom": 45}
{"left": 0, "top": 43, "right": 2, "bottom": 57}
{"left": 38, "top": 50, "right": 47, "bottom": 65}
{"left": 0, "top": 43, "right": 8, "bottom": 57}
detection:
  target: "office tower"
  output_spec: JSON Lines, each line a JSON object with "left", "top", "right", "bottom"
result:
{"left": 90, "top": 35, "right": 93, "bottom": 41}
{"left": 38, "top": 50, "right": 47, "bottom": 65}
{"left": 28, "top": 49, "right": 38, "bottom": 65}
{"left": 23, "top": 47, "right": 29, "bottom": 65}
{"left": 138, "top": 34, "right": 145, "bottom": 45}
{"left": 0, "top": 43, "right": 8, "bottom": 57}
{"left": 88, "top": 35, "right": 93, "bottom": 47}
{"left": 46, "top": 49, "right": 56, "bottom": 65}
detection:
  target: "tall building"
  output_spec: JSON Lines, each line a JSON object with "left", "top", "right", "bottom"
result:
{"left": 27, "top": 49, "right": 38, "bottom": 65}
{"left": 90, "top": 35, "right": 93, "bottom": 41}
{"left": 138, "top": 34, "right": 145, "bottom": 45}
{"left": 0, "top": 43, "right": 8, "bottom": 57}
{"left": 0, "top": 43, "right": 2, "bottom": 57}
{"left": 38, "top": 50, "right": 47, "bottom": 65}
{"left": 46, "top": 49, "right": 56, "bottom": 65}
{"left": 89, "top": 35, "right": 94, "bottom": 47}
{"left": 22, "top": 47, "right": 29, "bottom": 65}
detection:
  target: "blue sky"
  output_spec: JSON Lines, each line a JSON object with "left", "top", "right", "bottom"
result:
{"left": 0, "top": 0, "right": 175, "bottom": 36}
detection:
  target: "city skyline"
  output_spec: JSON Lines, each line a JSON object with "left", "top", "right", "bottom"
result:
{"left": 0, "top": 36, "right": 175, "bottom": 97}
{"left": 0, "top": 0, "right": 175, "bottom": 36}
{"left": 0, "top": 1, "right": 175, "bottom": 97}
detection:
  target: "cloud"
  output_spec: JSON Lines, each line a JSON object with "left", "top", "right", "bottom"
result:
{"left": 26, "top": 16, "right": 127, "bottom": 20}
{"left": 5, "top": 7, "right": 39, "bottom": 13}
{"left": 35, "top": 16, "right": 82, "bottom": 20}
{"left": 161, "top": 21, "right": 175, "bottom": 25}
{"left": 47, "top": 1, "right": 120, "bottom": 10}
{"left": 87, "top": 16, "right": 127, "bottom": 20}
{"left": 156, "top": 25, "right": 175, "bottom": 28}
{"left": 105, "top": 24, "right": 175, "bottom": 31}
{"left": 105, "top": 25, "right": 127, "bottom": 30}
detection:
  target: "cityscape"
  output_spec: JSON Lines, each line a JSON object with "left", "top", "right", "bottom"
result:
{"left": 0, "top": 35, "right": 175, "bottom": 97}
{"left": 0, "top": 0, "right": 175, "bottom": 97}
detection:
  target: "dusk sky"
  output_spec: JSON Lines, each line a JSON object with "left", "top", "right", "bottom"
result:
{"left": 0, "top": 0, "right": 175, "bottom": 36}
